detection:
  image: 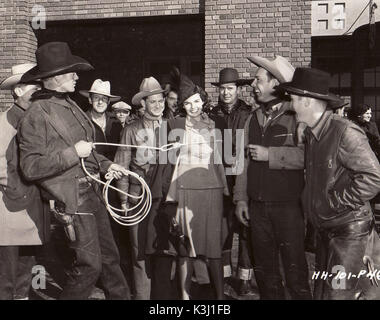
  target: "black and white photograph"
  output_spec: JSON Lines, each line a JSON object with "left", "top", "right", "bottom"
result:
{"left": 1, "top": 0, "right": 380, "bottom": 308}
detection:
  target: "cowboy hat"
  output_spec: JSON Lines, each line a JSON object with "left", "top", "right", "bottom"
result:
{"left": 0, "top": 63, "right": 37, "bottom": 89}
{"left": 247, "top": 55, "right": 295, "bottom": 83}
{"left": 79, "top": 79, "right": 121, "bottom": 102}
{"left": 211, "top": 68, "right": 253, "bottom": 86}
{"left": 131, "top": 77, "right": 166, "bottom": 105}
{"left": 276, "top": 67, "right": 341, "bottom": 103}
{"left": 21, "top": 42, "right": 93, "bottom": 83}
{"left": 112, "top": 101, "right": 132, "bottom": 111}
{"left": 327, "top": 99, "right": 350, "bottom": 110}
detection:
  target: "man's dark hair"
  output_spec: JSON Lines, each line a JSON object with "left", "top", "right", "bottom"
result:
{"left": 166, "top": 88, "right": 178, "bottom": 96}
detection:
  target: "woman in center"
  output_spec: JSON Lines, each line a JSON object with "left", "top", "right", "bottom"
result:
{"left": 165, "top": 72, "right": 228, "bottom": 300}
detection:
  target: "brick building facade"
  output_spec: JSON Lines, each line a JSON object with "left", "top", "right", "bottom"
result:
{"left": 0, "top": 0, "right": 312, "bottom": 111}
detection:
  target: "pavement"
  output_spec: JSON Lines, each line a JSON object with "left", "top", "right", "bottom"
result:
{"left": 30, "top": 230, "right": 316, "bottom": 300}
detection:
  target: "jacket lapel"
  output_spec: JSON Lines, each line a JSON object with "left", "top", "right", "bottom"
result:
{"left": 39, "top": 96, "right": 94, "bottom": 146}
{"left": 39, "top": 98, "right": 74, "bottom": 146}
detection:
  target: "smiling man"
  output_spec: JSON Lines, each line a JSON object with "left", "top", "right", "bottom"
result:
{"left": 114, "top": 76, "right": 168, "bottom": 300}
{"left": 233, "top": 55, "right": 311, "bottom": 300}
{"left": 80, "top": 79, "right": 121, "bottom": 160}
{"left": 210, "top": 67, "right": 254, "bottom": 295}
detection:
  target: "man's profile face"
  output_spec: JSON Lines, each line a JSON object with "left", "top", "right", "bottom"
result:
{"left": 143, "top": 93, "right": 165, "bottom": 118}
{"left": 219, "top": 82, "right": 240, "bottom": 105}
{"left": 166, "top": 91, "right": 178, "bottom": 112}
{"left": 54, "top": 72, "right": 78, "bottom": 93}
{"left": 251, "top": 68, "right": 276, "bottom": 103}
{"left": 90, "top": 93, "right": 110, "bottom": 114}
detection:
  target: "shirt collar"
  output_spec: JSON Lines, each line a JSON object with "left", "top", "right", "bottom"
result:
{"left": 221, "top": 99, "right": 240, "bottom": 114}
{"left": 142, "top": 116, "right": 162, "bottom": 129}
{"left": 14, "top": 98, "right": 28, "bottom": 111}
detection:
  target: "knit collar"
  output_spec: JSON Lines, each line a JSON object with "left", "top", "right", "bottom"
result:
{"left": 260, "top": 98, "right": 283, "bottom": 115}
{"left": 31, "top": 88, "right": 70, "bottom": 101}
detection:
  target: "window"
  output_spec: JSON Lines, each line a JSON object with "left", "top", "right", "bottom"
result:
{"left": 334, "top": 19, "right": 345, "bottom": 29}
{"left": 318, "top": 20, "right": 328, "bottom": 30}
{"left": 318, "top": 3, "right": 328, "bottom": 15}
{"left": 334, "top": 3, "right": 345, "bottom": 13}
{"left": 332, "top": 3, "right": 345, "bottom": 30}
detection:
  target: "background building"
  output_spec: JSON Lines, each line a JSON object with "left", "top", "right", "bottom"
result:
{"left": 312, "top": 0, "right": 380, "bottom": 121}
{"left": 0, "top": 0, "right": 311, "bottom": 111}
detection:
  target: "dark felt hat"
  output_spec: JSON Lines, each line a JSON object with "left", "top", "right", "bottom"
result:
{"left": 21, "top": 42, "right": 94, "bottom": 82}
{"left": 276, "top": 67, "right": 341, "bottom": 103}
{"left": 211, "top": 68, "right": 253, "bottom": 87}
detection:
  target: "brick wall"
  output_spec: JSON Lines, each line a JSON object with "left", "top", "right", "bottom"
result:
{"left": 204, "top": 0, "right": 312, "bottom": 102}
{"left": 0, "top": 0, "right": 201, "bottom": 110}
{"left": 0, "top": 0, "right": 37, "bottom": 110}
{"left": 1, "top": 0, "right": 312, "bottom": 110}
{"left": 29, "top": 0, "right": 200, "bottom": 20}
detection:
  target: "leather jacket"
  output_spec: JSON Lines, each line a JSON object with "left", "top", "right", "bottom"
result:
{"left": 303, "top": 111, "right": 380, "bottom": 229}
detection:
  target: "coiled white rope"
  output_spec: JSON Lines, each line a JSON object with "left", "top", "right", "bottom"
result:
{"left": 81, "top": 140, "right": 221, "bottom": 226}
{"left": 80, "top": 142, "right": 182, "bottom": 226}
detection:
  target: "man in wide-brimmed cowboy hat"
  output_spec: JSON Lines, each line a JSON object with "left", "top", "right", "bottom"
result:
{"left": 233, "top": 55, "right": 312, "bottom": 300}
{"left": 114, "top": 76, "right": 168, "bottom": 299}
{"left": 18, "top": 42, "right": 131, "bottom": 300}
{"left": 209, "top": 67, "right": 255, "bottom": 295}
{"left": 0, "top": 63, "right": 49, "bottom": 300}
{"left": 80, "top": 79, "right": 121, "bottom": 160}
{"left": 278, "top": 67, "right": 380, "bottom": 300}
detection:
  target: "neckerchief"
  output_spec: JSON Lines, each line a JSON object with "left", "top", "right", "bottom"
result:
{"left": 31, "top": 88, "right": 69, "bottom": 101}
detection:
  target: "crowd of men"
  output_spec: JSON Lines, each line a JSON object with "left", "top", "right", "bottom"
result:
{"left": 1, "top": 41, "right": 380, "bottom": 300}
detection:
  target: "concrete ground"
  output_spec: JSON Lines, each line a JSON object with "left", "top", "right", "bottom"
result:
{"left": 30, "top": 229, "right": 316, "bottom": 300}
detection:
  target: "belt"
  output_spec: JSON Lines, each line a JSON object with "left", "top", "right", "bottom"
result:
{"left": 324, "top": 219, "right": 374, "bottom": 239}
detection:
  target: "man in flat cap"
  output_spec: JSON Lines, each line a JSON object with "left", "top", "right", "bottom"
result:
{"left": 112, "top": 101, "right": 133, "bottom": 129}
{"left": 234, "top": 56, "right": 311, "bottom": 299}
{"left": 210, "top": 67, "right": 254, "bottom": 295}
{"left": 18, "top": 42, "right": 130, "bottom": 300}
{"left": 278, "top": 67, "right": 380, "bottom": 300}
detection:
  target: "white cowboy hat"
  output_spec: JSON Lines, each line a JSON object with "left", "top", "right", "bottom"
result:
{"left": 131, "top": 77, "right": 166, "bottom": 106}
{"left": 247, "top": 55, "right": 295, "bottom": 83}
{"left": 0, "top": 63, "right": 37, "bottom": 90}
{"left": 79, "top": 79, "right": 121, "bottom": 102}
{"left": 111, "top": 101, "right": 132, "bottom": 111}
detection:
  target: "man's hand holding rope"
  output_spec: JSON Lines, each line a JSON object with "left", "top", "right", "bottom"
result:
{"left": 107, "top": 163, "right": 129, "bottom": 180}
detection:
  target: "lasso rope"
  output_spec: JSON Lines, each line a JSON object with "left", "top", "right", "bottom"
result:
{"left": 81, "top": 140, "right": 220, "bottom": 226}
